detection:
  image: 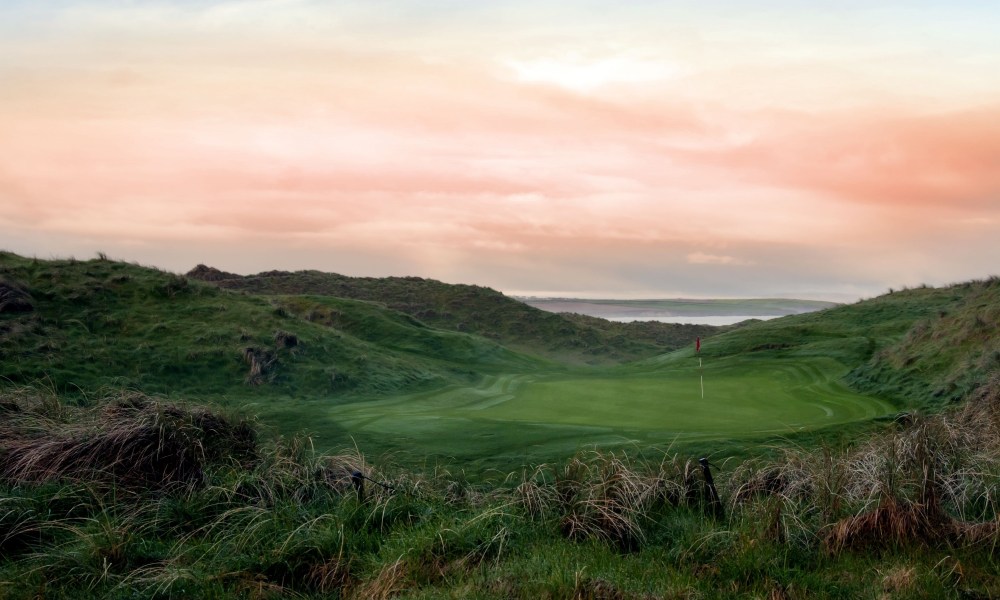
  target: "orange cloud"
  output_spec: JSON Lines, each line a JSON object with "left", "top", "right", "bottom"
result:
{"left": 696, "top": 106, "right": 1000, "bottom": 210}
{"left": 2, "top": 2, "right": 998, "bottom": 298}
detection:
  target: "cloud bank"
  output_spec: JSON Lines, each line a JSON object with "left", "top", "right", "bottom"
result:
{"left": 1, "top": 1, "right": 998, "bottom": 299}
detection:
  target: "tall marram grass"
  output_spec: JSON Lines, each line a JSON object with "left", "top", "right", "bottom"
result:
{"left": 1, "top": 385, "right": 999, "bottom": 599}
{"left": 515, "top": 451, "right": 695, "bottom": 551}
{"left": 731, "top": 376, "right": 1000, "bottom": 554}
{"left": 0, "top": 386, "right": 256, "bottom": 488}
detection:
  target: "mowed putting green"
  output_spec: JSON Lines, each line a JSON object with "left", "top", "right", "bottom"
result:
{"left": 498, "top": 354, "right": 897, "bottom": 433}
{"left": 321, "top": 354, "right": 895, "bottom": 465}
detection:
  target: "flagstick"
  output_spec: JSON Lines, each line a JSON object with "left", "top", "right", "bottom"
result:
{"left": 699, "top": 356, "right": 704, "bottom": 399}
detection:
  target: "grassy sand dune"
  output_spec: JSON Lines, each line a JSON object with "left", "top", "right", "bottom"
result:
{"left": 2, "top": 253, "right": 999, "bottom": 598}
{"left": 3, "top": 252, "right": 997, "bottom": 468}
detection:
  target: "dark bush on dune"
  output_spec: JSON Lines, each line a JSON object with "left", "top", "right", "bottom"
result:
{"left": 0, "top": 391, "right": 256, "bottom": 488}
{"left": 186, "top": 263, "right": 241, "bottom": 282}
{"left": 0, "top": 277, "right": 34, "bottom": 313}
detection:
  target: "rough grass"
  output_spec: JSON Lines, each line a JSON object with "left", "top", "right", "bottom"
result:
{"left": 0, "top": 387, "right": 256, "bottom": 488}
{"left": 0, "top": 252, "right": 541, "bottom": 401}
{"left": 0, "top": 387, "right": 997, "bottom": 599}
{"left": 1, "top": 252, "right": 999, "bottom": 596}
{"left": 847, "top": 277, "right": 1000, "bottom": 408}
{"left": 0, "top": 276, "right": 33, "bottom": 313}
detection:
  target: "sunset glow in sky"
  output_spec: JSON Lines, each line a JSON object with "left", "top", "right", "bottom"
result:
{"left": 2, "top": 1, "right": 998, "bottom": 300}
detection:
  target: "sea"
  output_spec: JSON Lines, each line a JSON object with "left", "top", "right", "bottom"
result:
{"left": 607, "top": 315, "right": 781, "bottom": 326}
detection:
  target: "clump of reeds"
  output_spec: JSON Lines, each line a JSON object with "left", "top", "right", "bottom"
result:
{"left": 515, "top": 465, "right": 559, "bottom": 519}
{"left": 823, "top": 496, "right": 949, "bottom": 552}
{"left": 273, "top": 329, "right": 299, "bottom": 349}
{"left": 242, "top": 346, "right": 277, "bottom": 386}
{"left": 572, "top": 574, "right": 628, "bottom": 600}
{"left": 728, "top": 396, "right": 1000, "bottom": 553}
{"left": 519, "top": 451, "right": 689, "bottom": 551}
{"left": 0, "top": 390, "right": 256, "bottom": 489}
{"left": 351, "top": 558, "right": 409, "bottom": 600}
{"left": 0, "top": 276, "right": 33, "bottom": 313}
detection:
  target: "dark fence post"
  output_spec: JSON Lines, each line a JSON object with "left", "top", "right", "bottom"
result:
{"left": 351, "top": 470, "right": 365, "bottom": 502}
{"left": 699, "top": 457, "right": 724, "bottom": 519}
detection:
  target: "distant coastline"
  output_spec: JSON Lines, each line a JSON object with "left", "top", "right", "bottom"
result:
{"left": 517, "top": 297, "right": 838, "bottom": 325}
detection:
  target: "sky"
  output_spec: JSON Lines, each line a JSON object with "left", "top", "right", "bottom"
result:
{"left": 1, "top": 1, "right": 998, "bottom": 301}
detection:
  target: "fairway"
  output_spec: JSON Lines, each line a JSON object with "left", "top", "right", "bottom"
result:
{"left": 317, "top": 354, "right": 895, "bottom": 466}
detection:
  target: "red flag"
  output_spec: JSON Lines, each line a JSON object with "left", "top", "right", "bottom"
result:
{"left": 696, "top": 337, "right": 701, "bottom": 353}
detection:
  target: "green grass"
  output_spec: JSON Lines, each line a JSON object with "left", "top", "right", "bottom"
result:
{"left": 187, "top": 264, "right": 722, "bottom": 364}
{"left": 2, "top": 247, "right": 999, "bottom": 599}
{"left": 1, "top": 388, "right": 997, "bottom": 599}
{"left": 0, "top": 252, "right": 545, "bottom": 400}
{"left": 3, "top": 252, "right": 998, "bottom": 473}
{"left": 311, "top": 355, "right": 892, "bottom": 470}
{"left": 491, "top": 357, "right": 889, "bottom": 433}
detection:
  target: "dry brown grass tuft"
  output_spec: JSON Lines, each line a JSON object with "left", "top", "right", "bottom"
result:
{"left": 573, "top": 576, "right": 627, "bottom": 600}
{"left": 879, "top": 565, "right": 917, "bottom": 594}
{"left": 767, "top": 583, "right": 791, "bottom": 600}
{"left": 305, "top": 556, "right": 353, "bottom": 594}
{"left": 823, "top": 498, "right": 947, "bottom": 553}
{"left": 349, "top": 558, "right": 409, "bottom": 600}
{"left": 953, "top": 519, "right": 999, "bottom": 547}
{"left": 519, "top": 451, "right": 706, "bottom": 551}
{"left": 243, "top": 346, "right": 277, "bottom": 386}
{"left": 515, "top": 464, "right": 558, "bottom": 519}
{"left": 228, "top": 574, "right": 293, "bottom": 600}
{"left": 0, "top": 391, "right": 256, "bottom": 488}
{"left": 731, "top": 458, "right": 813, "bottom": 506}
{"left": 273, "top": 330, "right": 299, "bottom": 349}
{"left": 551, "top": 452, "right": 670, "bottom": 551}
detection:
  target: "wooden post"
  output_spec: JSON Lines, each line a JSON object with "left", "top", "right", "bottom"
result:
{"left": 351, "top": 470, "right": 365, "bottom": 502}
{"left": 699, "top": 457, "right": 724, "bottom": 519}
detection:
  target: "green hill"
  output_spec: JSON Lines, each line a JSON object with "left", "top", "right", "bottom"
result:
{"left": 186, "top": 265, "right": 720, "bottom": 364}
{"left": 4, "top": 251, "right": 998, "bottom": 412}
{"left": 0, "top": 252, "right": 540, "bottom": 400}
{"left": 2, "top": 253, "right": 998, "bottom": 599}
{"left": 680, "top": 278, "right": 1000, "bottom": 411}
{"left": 846, "top": 280, "right": 1000, "bottom": 408}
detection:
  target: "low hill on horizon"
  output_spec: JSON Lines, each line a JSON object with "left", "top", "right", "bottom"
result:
{"left": 1, "top": 251, "right": 996, "bottom": 419}
{"left": 186, "top": 264, "right": 729, "bottom": 364}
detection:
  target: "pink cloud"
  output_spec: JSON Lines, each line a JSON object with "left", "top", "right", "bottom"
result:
{"left": 695, "top": 106, "right": 1000, "bottom": 211}
{"left": 2, "top": 2, "right": 998, "bottom": 297}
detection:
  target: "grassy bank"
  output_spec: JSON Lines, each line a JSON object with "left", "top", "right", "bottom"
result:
{"left": 1, "top": 386, "right": 997, "bottom": 599}
{"left": 186, "top": 265, "right": 708, "bottom": 365}
{"left": 3, "top": 253, "right": 998, "bottom": 469}
{"left": 2, "top": 252, "right": 1000, "bottom": 596}
{"left": 0, "top": 252, "right": 543, "bottom": 400}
